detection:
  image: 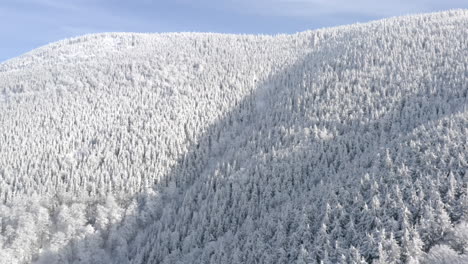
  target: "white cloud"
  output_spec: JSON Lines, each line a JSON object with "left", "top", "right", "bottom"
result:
{"left": 224, "top": 0, "right": 463, "bottom": 18}
{"left": 15, "top": 0, "right": 81, "bottom": 10}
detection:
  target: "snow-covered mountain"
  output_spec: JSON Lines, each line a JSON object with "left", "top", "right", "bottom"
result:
{"left": 1, "top": 10, "right": 468, "bottom": 264}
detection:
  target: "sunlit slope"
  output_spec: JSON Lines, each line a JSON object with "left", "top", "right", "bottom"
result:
{"left": 0, "top": 10, "right": 467, "bottom": 264}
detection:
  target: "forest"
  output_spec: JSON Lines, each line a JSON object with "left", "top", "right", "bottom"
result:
{"left": 0, "top": 9, "right": 467, "bottom": 264}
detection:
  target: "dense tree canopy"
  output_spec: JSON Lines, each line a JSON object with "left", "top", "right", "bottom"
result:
{"left": 0, "top": 9, "right": 467, "bottom": 264}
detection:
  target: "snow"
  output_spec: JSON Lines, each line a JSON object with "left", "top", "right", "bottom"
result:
{"left": 0, "top": 9, "right": 468, "bottom": 264}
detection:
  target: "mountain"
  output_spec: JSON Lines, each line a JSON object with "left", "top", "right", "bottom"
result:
{"left": 1, "top": 10, "right": 467, "bottom": 264}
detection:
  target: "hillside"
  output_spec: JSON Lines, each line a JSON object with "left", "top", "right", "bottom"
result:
{"left": 1, "top": 10, "right": 468, "bottom": 264}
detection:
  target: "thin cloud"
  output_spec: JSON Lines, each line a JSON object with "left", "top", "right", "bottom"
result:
{"left": 12, "top": 0, "right": 82, "bottom": 11}
{"left": 225, "top": 0, "right": 465, "bottom": 17}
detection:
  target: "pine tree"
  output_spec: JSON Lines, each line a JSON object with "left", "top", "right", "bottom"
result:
{"left": 348, "top": 246, "right": 366, "bottom": 264}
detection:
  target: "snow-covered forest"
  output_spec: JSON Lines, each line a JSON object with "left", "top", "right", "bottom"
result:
{"left": 0, "top": 10, "right": 467, "bottom": 264}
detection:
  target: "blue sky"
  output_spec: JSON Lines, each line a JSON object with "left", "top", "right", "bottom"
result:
{"left": 1, "top": 0, "right": 467, "bottom": 62}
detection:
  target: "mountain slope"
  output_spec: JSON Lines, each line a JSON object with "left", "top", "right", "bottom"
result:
{"left": 1, "top": 10, "right": 468, "bottom": 264}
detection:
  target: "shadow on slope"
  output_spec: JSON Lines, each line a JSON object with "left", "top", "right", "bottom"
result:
{"left": 37, "top": 22, "right": 468, "bottom": 264}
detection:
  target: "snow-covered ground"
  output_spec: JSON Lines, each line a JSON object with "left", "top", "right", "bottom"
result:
{"left": 0, "top": 10, "right": 467, "bottom": 264}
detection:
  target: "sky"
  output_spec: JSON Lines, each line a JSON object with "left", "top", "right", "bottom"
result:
{"left": 1, "top": 0, "right": 467, "bottom": 62}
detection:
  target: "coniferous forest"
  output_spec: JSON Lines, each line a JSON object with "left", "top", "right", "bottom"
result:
{"left": 0, "top": 10, "right": 468, "bottom": 264}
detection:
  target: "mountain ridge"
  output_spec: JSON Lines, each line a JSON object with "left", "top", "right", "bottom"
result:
{"left": 2, "top": 9, "right": 464, "bottom": 71}
{"left": 1, "top": 9, "right": 468, "bottom": 264}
